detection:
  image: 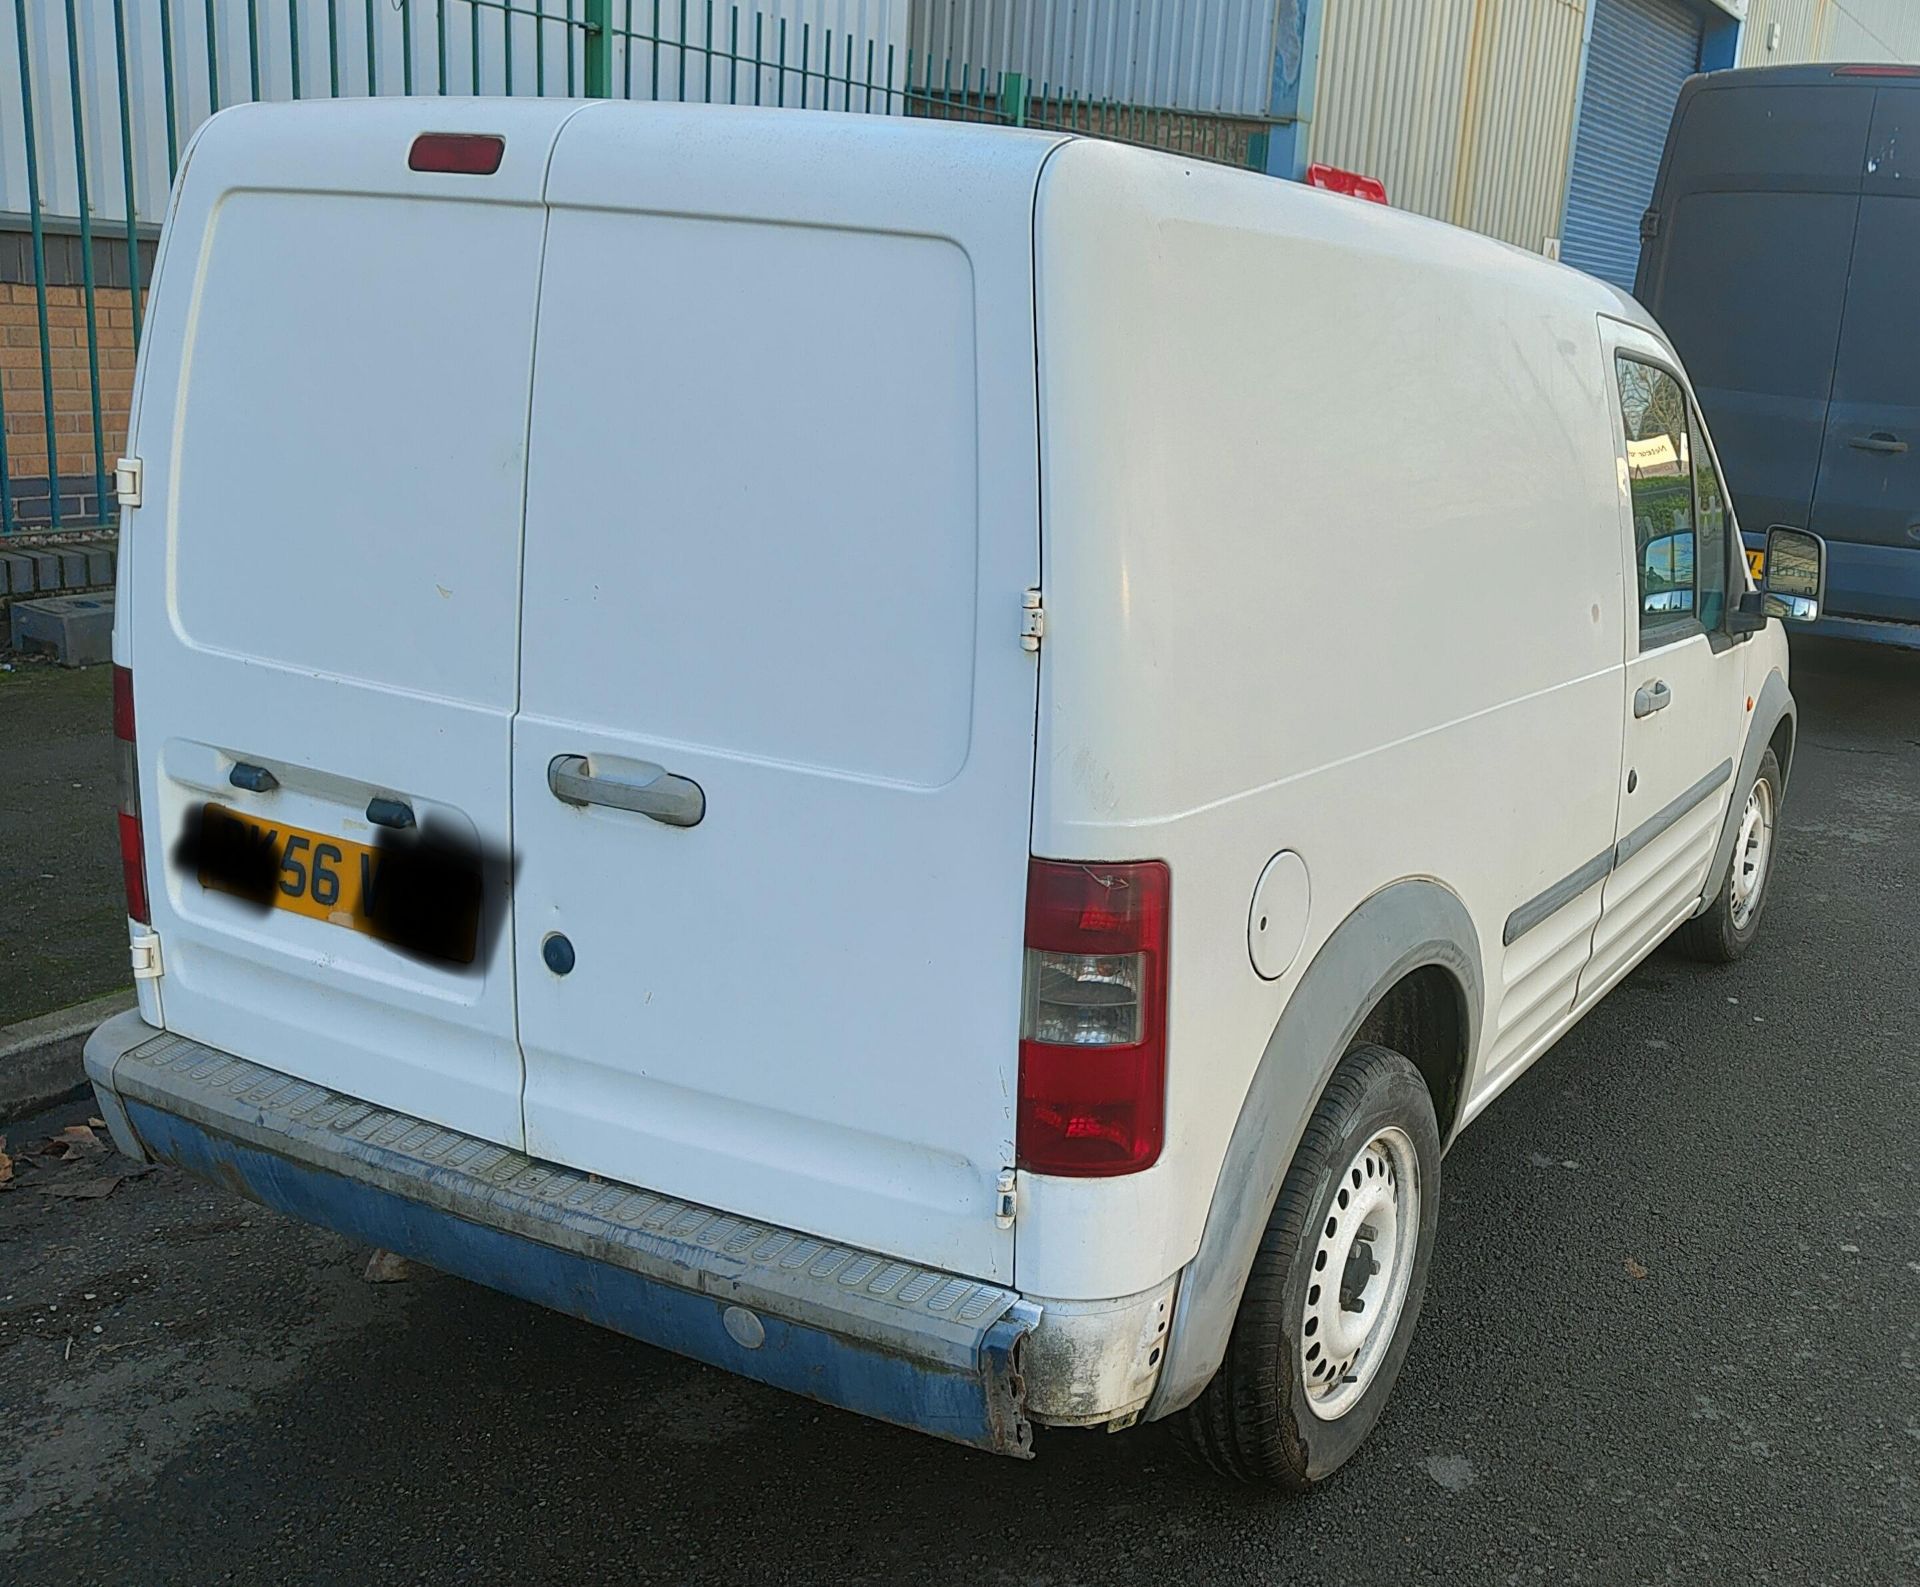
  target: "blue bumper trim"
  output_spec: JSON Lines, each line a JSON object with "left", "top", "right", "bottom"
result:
{"left": 127, "top": 1103, "right": 1028, "bottom": 1453}
{"left": 86, "top": 1014, "right": 1036, "bottom": 1457}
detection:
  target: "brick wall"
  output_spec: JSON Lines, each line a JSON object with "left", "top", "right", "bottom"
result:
{"left": 1, "top": 220, "right": 157, "bottom": 530}
{"left": 1, "top": 283, "right": 147, "bottom": 527}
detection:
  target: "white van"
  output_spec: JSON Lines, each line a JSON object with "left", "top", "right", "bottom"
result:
{"left": 86, "top": 100, "right": 1825, "bottom": 1486}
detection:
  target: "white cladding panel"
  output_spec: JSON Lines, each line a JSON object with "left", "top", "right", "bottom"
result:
{"left": 909, "top": 0, "right": 1278, "bottom": 114}
{"left": 1816, "top": 1, "right": 1920, "bottom": 62}
{"left": 1307, "top": 0, "right": 1585, "bottom": 254}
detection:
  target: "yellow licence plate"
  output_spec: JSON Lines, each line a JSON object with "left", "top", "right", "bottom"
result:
{"left": 193, "top": 802, "right": 480, "bottom": 964}
{"left": 1746, "top": 548, "right": 1766, "bottom": 581}
{"left": 197, "top": 802, "right": 381, "bottom": 933}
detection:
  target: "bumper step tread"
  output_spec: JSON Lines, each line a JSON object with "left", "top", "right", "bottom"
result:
{"left": 89, "top": 1015, "right": 1037, "bottom": 1454}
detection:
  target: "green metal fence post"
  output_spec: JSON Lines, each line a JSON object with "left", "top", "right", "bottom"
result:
{"left": 583, "top": 0, "right": 610, "bottom": 96}
{"left": 110, "top": 0, "right": 144, "bottom": 343}
{"left": 62, "top": 0, "right": 110, "bottom": 522}
{"left": 999, "top": 70, "right": 1025, "bottom": 127}
{"left": 203, "top": 0, "right": 221, "bottom": 111}
{"left": 159, "top": 0, "right": 181, "bottom": 174}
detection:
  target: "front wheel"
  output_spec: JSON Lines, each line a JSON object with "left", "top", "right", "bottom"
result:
{"left": 1173, "top": 1044, "right": 1440, "bottom": 1487}
{"left": 1673, "top": 747, "right": 1783, "bottom": 964}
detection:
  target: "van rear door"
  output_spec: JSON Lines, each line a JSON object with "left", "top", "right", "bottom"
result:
{"left": 511, "top": 109, "right": 1056, "bottom": 1284}
{"left": 127, "top": 100, "right": 581, "bottom": 1146}
{"left": 1807, "top": 92, "right": 1920, "bottom": 621}
{"left": 1635, "top": 78, "right": 1874, "bottom": 539}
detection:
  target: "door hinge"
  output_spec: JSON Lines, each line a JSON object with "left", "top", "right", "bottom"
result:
{"left": 994, "top": 1166, "right": 1018, "bottom": 1228}
{"left": 130, "top": 931, "right": 164, "bottom": 980}
{"left": 1639, "top": 208, "right": 1660, "bottom": 242}
{"left": 1020, "top": 588, "right": 1045, "bottom": 652}
{"left": 114, "top": 456, "right": 142, "bottom": 509}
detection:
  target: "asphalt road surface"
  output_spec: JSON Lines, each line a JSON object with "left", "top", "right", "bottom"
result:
{"left": 0, "top": 663, "right": 122, "bottom": 1027}
{"left": 3, "top": 638, "right": 1915, "bottom": 1585}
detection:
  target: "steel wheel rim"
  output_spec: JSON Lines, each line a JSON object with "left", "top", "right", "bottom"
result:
{"left": 1730, "top": 777, "right": 1775, "bottom": 930}
{"left": 1300, "top": 1126, "right": 1420, "bottom": 1421}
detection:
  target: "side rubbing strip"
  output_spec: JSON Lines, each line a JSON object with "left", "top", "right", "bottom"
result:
{"left": 1614, "top": 759, "right": 1735, "bottom": 869}
{"left": 1503, "top": 847, "right": 1614, "bottom": 946}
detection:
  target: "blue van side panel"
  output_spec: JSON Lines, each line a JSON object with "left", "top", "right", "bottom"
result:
{"left": 1647, "top": 74, "right": 1920, "bottom": 646}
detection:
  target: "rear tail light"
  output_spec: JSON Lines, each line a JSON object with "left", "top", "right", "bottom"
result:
{"left": 1833, "top": 65, "right": 1920, "bottom": 77}
{"left": 112, "top": 664, "right": 149, "bottom": 924}
{"left": 408, "top": 133, "right": 506, "bottom": 174}
{"left": 1017, "top": 858, "right": 1170, "bottom": 1177}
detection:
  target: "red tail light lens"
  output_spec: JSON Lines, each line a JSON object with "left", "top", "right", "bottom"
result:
{"left": 408, "top": 133, "right": 506, "bottom": 174}
{"left": 112, "top": 664, "right": 149, "bottom": 924}
{"left": 1833, "top": 64, "right": 1920, "bottom": 77}
{"left": 1017, "top": 858, "right": 1170, "bottom": 1176}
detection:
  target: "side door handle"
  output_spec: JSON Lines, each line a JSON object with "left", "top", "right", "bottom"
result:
{"left": 1848, "top": 431, "right": 1908, "bottom": 454}
{"left": 548, "top": 754, "right": 705, "bottom": 828}
{"left": 1633, "top": 679, "right": 1672, "bottom": 719}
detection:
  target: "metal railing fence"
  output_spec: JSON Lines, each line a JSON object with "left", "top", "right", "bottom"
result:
{"left": 2, "top": 0, "right": 1275, "bottom": 535}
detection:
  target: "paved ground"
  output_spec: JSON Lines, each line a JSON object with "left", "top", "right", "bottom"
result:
{"left": 0, "top": 662, "right": 122, "bottom": 1027}
{"left": 1, "top": 638, "right": 1915, "bottom": 1585}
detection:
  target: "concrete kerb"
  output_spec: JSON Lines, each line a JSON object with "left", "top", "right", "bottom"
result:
{"left": 0, "top": 989, "right": 135, "bottom": 1124}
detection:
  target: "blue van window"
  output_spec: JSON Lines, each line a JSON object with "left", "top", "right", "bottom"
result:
{"left": 1617, "top": 356, "right": 1696, "bottom": 644}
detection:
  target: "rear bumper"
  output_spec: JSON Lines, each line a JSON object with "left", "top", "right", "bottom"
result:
{"left": 86, "top": 1011, "right": 1055, "bottom": 1455}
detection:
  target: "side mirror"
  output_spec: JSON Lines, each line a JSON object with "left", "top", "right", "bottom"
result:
{"left": 1735, "top": 526, "right": 1826, "bottom": 629}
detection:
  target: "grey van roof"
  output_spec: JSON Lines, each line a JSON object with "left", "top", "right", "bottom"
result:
{"left": 1677, "top": 63, "right": 1920, "bottom": 92}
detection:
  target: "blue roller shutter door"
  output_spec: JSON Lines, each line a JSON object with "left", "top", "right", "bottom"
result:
{"left": 1562, "top": 0, "right": 1704, "bottom": 291}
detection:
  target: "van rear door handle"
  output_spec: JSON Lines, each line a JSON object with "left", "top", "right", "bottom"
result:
{"left": 1848, "top": 431, "right": 1908, "bottom": 454}
{"left": 1633, "top": 680, "right": 1672, "bottom": 718}
{"left": 548, "top": 754, "right": 705, "bottom": 828}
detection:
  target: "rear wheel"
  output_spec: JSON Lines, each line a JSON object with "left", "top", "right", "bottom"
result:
{"left": 1673, "top": 748, "right": 1782, "bottom": 964}
{"left": 1173, "top": 1044, "right": 1440, "bottom": 1487}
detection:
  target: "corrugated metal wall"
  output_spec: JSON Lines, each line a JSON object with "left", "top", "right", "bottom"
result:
{"left": 1741, "top": 0, "right": 1920, "bottom": 63}
{"left": 1308, "top": 0, "right": 1476, "bottom": 219}
{"left": 1450, "top": 0, "right": 1587, "bottom": 247}
{"left": 907, "top": 1, "right": 1277, "bottom": 114}
{"left": 1818, "top": 0, "right": 1920, "bottom": 62}
{"left": 1308, "top": 0, "right": 1585, "bottom": 252}
{"left": 1559, "top": 0, "right": 1701, "bottom": 288}
{"left": 1, "top": 0, "right": 908, "bottom": 228}
{"left": 1739, "top": 0, "right": 1824, "bottom": 61}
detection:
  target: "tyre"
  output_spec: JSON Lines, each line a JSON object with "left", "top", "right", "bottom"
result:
{"left": 1173, "top": 1043, "right": 1440, "bottom": 1488}
{"left": 1672, "top": 747, "right": 1782, "bottom": 964}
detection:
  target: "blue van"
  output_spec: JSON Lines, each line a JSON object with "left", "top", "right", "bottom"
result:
{"left": 1637, "top": 64, "right": 1919, "bottom": 649}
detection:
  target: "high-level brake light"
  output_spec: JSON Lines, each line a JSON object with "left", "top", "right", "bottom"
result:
{"left": 408, "top": 133, "right": 506, "bottom": 174}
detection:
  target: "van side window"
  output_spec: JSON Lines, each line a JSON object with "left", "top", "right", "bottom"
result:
{"left": 1616, "top": 357, "right": 1695, "bottom": 644}
{"left": 1689, "top": 410, "right": 1730, "bottom": 630}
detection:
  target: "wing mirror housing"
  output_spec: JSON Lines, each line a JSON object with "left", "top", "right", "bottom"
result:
{"left": 1731, "top": 526, "right": 1826, "bottom": 631}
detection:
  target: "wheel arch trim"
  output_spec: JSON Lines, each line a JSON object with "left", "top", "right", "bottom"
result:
{"left": 1698, "top": 669, "right": 1794, "bottom": 915}
{"left": 1144, "top": 878, "right": 1483, "bottom": 1421}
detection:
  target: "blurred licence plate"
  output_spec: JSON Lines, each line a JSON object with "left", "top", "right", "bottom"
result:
{"left": 1746, "top": 548, "right": 1766, "bottom": 581}
{"left": 198, "top": 803, "right": 377, "bottom": 934}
